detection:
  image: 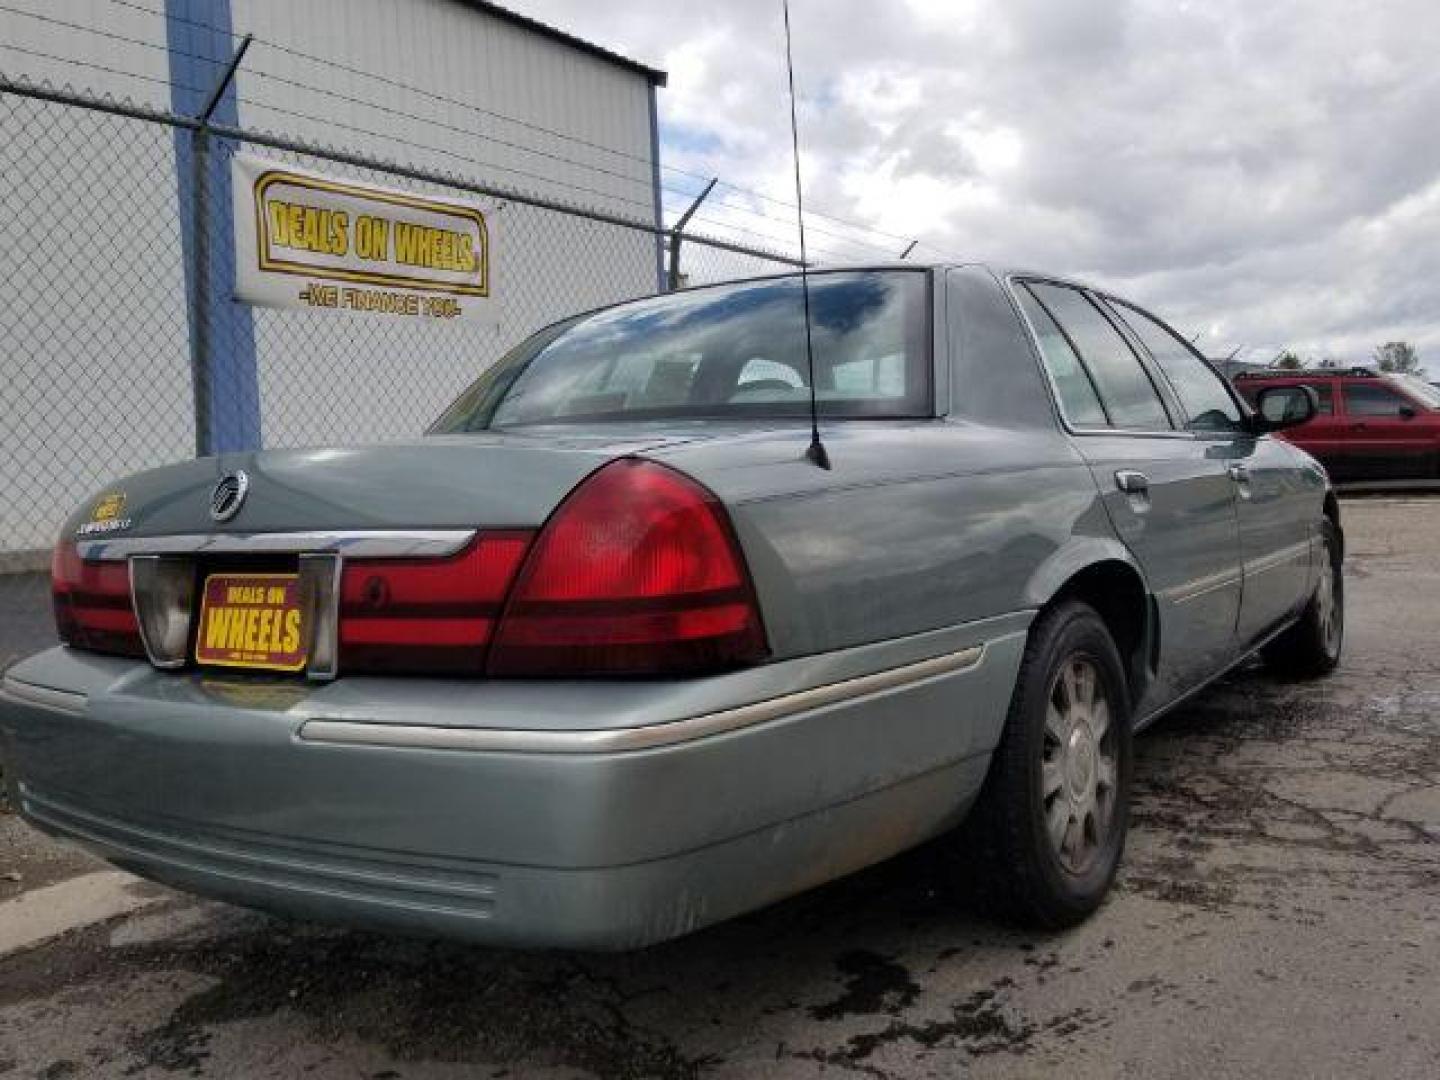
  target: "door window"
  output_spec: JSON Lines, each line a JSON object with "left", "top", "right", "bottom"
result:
{"left": 1109, "top": 301, "right": 1241, "bottom": 431}
{"left": 1026, "top": 283, "right": 1172, "bottom": 430}
{"left": 1014, "top": 286, "right": 1109, "bottom": 427}
{"left": 1344, "top": 383, "right": 1413, "bottom": 417}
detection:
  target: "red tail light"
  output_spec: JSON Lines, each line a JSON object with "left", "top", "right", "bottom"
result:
{"left": 339, "top": 531, "right": 532, "bottom": 675}
{"left": 52, "top": 460, "right": 765, "bottom": 681}
{"left": 51, "top": 541, "right": 145, "bottom": 657}
{"left": 487, "top": 459, "right": 768, "bottom": 677}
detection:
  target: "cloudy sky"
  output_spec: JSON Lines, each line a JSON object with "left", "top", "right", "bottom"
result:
{"left": 523, "top": 0, "right": 1440, "bottom": 366}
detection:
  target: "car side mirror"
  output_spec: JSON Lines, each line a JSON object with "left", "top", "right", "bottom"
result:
{"left": 1250, "top": 384, "right": 1319, "bottom": 433}
{"left": 1399, "top": 404, "right": 1418, "bottom": 420}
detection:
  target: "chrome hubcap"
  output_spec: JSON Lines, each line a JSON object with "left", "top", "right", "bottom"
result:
{"left": 1316, "top": 543, "right": 1342, "bottom": 655}
{"left": 1042, "top": 656, "right": 1117, "bottom": 874}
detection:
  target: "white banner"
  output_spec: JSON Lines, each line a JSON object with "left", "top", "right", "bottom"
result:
{"left": 231, "top": 154, "right": 494, "bottom": 321}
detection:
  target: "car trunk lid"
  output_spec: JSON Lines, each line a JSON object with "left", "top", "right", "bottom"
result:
{"left": 67, "top": 433, "right": 707, "bottom": 542}
{"left": 58, "top": 428, "right": 780, "bottom": 680}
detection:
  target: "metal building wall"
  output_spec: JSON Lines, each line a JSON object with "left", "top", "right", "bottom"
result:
{"left": 225, "top": 0, "right": 663, "bottom": 447}
{"left": 0, "top": 0, "right": 195, "bottom": 555}
{"left": 234, "top": 0, "right": 660, "bottom": 218}
{"left": 0, "top": 0, "right": 662, "bottom": 551}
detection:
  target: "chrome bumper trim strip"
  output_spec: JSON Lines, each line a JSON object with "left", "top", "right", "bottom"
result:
{"left": 298, "top": 644, "right": 986, "bottom": 755}
{"left": 77, "top": 529, "right": 477, "bottom": 562}
{"left": 0, "top": 677, "right": 87, "bottom": 716}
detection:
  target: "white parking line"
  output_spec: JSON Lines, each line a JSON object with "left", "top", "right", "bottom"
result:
{"left": 0, "top": 870, "right": 159, "bottom": 957}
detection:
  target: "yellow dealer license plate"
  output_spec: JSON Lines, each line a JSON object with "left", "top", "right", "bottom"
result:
{"left": 195, "top": 573, "right": 307, "bottom": 672}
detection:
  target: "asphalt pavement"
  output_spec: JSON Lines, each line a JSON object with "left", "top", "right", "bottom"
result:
{"left": 1, "top": 497, "right": 1437, "bottom": 1079}
{"left": 0, "top": 571, "right": 52, "bottom": 674}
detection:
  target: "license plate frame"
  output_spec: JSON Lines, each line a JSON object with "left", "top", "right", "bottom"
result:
{"left": 194, "top": 572, "right": 308, "bottom": 673}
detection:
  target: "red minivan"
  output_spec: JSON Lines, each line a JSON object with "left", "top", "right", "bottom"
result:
{"left": 1234, "top": 368, "right": 1440, "bottom": 480}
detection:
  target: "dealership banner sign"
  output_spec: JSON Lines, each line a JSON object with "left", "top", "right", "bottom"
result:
{"left": 231, "top": 154, "right": 493, "bottom": 320}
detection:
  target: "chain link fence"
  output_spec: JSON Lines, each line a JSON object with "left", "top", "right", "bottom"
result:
{"left": 0, "top": 79, "right": 803, "bottom": 671}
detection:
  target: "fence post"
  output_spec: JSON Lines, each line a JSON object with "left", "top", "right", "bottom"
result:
{"left": 187, "top": 129, "right": 213, "bottom": 458}
{"left": 184, "top": 33, "right": 252, "bottom": 458}
{"left": 667, "top": 177, "right": 717, "bottom": 291}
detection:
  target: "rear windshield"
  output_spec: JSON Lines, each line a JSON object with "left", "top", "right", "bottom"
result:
{"left": 429, "top": 270, "right": 931, "bottom": 431}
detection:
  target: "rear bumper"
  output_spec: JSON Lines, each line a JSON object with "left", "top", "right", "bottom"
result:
{"left": 1, "top": 614, "right": 1027, "bottom": 949}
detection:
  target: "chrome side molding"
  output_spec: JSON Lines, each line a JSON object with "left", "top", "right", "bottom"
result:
{"left": 298, "top": 644, "right": 986, "bottom": 754}
{"left": 77, "top": 529, "right": 477, "bottom": 562}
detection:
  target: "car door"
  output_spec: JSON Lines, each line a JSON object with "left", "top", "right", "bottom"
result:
{"left": 1287, "top": 379, "right": 1346, "bottom": 475}
{"left": 1105, "top": 300, "right": 1310, "bottom": 648}
{"left": 1341, "top": 381, "right": 1432, "bottom": 478}
{"left": 1013, "top": 281, "right": 1242, "bottom": 710}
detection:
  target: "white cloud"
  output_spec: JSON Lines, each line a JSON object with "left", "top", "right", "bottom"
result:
{"left": 520, "top": 0, "right": 1440, "bottom": 363}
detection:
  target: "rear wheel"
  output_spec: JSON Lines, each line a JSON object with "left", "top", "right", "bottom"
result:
{"left": 957, "top": 600, "right": 1132, "bottom": 928}
{"left": 1263, "top": 520, "right": 1343, "bottom": 678}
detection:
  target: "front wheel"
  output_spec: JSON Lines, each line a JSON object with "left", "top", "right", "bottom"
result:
{"left": 1263, "top": 519, "right": 1343, "bottom": 679}
{"left": 956, "top": 600, "right": 1132, "bottom": 928}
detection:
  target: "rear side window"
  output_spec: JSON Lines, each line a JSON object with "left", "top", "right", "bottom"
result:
{"left": 1109, "top": 301, "right": 1241, "bottom": 431}
{"left": 1026, "top": 283, "right": 1172, "bottom": 430}
{"left": 1014, "top": 286, "right": 1108, "bottom": 427}
{"left": 1344, "top": 383, "right": 1412, "bottom": 416}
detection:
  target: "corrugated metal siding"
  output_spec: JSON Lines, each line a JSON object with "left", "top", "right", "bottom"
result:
{"left": 0, "top": 0, "right": 195, "bottom": 551}
{"left": 231, "top": 0, "right": 657, "bottom": 219}
{"left": 228, "top": 0, "right": 661, "bottom": 447}
{"left": 1, "top": 0, "right": 661, "bottom": 529}
{"left": 0, "top": 0, "right": 174, "bottom": 105}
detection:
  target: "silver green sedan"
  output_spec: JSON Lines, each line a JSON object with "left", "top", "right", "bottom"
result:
{"left": 0, "top": 266, "right": 1342, "bottom": 949}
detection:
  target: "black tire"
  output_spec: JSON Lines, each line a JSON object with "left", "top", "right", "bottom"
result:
{"left": 1263, "top": 519, "right": 1343, "bottom": 679}
{"left": 956, "top": 599, "right": 1132, "bottom": 928}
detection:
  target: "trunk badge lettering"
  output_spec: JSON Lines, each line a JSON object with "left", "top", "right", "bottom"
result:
{"left": 75, "top": 491, "right": 132, "bottom": 536}
{"left": 210, "top": 471, "right": 250, "bottom": 522}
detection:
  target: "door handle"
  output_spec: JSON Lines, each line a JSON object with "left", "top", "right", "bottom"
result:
{"left": 1227, "top": 463, "right": 1250, "bottom": 483}
{"left": 1114, "top": 470, "right": 1149, "bottom": 495}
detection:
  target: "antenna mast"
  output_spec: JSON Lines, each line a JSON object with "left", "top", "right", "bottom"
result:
{"left": 782, "top": 0, "right": 830, "bottom": 470}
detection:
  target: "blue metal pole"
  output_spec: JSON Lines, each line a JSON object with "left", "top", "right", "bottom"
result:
{"left": 166, "top": 0, "right": 261, "bottom": 455}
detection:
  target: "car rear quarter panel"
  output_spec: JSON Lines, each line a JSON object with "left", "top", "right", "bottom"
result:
{"left": 653, "top": 264, "right": 1131, "bottom": 663}
{"left": 655, "top": 422, "right": 1120, "bottom": 660}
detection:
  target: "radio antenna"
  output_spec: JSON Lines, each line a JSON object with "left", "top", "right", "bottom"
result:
{"left": 782, "top": 0, "right": 830, "bottom": 470}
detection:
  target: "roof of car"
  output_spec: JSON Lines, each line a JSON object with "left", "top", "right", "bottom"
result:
{"left": 1234, "top": 367, "right": 1382, "bottom": 380}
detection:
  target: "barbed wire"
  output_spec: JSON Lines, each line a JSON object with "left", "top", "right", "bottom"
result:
{"left": 4, "top": 0, "right": 949, "bottom": 262}
{"left": 0, "top": 40, "right": 204, "bottom": 95}
{"left": 0, "top": 9, "right": 846, "bottom": 261}
{"left": 98, "top": 0, "right": 947, "bottom": 258}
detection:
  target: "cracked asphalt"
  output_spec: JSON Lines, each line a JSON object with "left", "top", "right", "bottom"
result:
{"left": 2, "top": 496, "right": 1438, "bottom": 1079}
